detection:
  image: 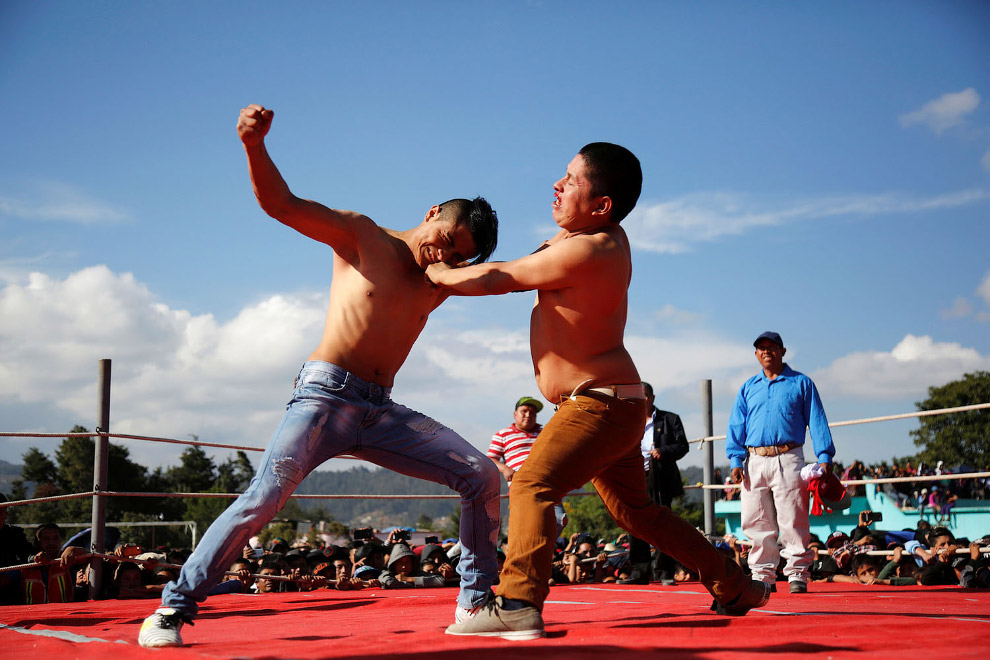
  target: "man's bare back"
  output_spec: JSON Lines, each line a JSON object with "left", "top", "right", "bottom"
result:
{"left": 236, "top": 104, "right": 488, "bottom": 386}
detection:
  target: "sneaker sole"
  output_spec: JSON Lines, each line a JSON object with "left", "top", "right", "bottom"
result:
{"left": 138, "top": 639, "right": 183, "bottom": 648}
{"left": 445, "top": 628, "right": 545, "bottom": 641}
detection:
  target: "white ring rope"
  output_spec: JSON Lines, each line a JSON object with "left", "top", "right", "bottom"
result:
{"left": 0, "top": 430, "right": 265, "bottom": 453}
{"left": 695, "top": 469, "right": 990, "bottom": 490}
{"left": 0, "top": 488, "right": 599, "bottom": 509}
{"left": 687, "top": 401, "right": 990, "bottom": 446}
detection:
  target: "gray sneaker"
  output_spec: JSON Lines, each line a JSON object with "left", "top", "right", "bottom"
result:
{"left": 789, "top": 580, "right": 808, "bottom": 594}
{"left": 445, "top": 596, "right": 545, "bottom": 640}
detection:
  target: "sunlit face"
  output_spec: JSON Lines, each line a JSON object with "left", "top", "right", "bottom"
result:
{"left": 391, "top": 556, "right": 414, "bottom": 576}
{"left": 513, "top": 404, "right": 539, "bottom": 432}
{"left": 552, "top": 154, "right": 607, "bottom": 230}
{"left": 117, "top": 567, "right": 143, "bottom": 590}
{"left": 855, "top": 564, "right": 878, "bottom": 582}
{"left": 227, "top": 561, "right": 254, "bottom": 587}
{"left": 416, "top": 212, "right": 478, "bottom": 269}
{"left": 754, "top": 339, "right": 786, "bottom": 375}
{"left": 256, "top": 567, "right": 280, "bottom": 593}
{"left": 932, "top": 534, "right": 953, "bottom": 552}
{"left": 333, "top": 559, "right": 351, "bottom": 580}
{"left": 37, "top": 528, "right": 62, "bottom": 555}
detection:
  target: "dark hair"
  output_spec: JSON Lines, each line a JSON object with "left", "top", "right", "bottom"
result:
{"left": 35, "top": 522, "right": 61, "bottom": 542}
{"left": 928, "top": 527, "right": 954, "bottom": 546}
{"left": 851, "top": 554, "right": 880, "bottom": 573}
{"left": 642, "top": 382, "right": 654, "bottom": 399}
{"left": 918, "top": 562, "right": 957, "bottom": 586}
{"left": 438, "top": 197, "right": 498, "bottom": 264}
{"left": 259, "top": 557, "right": 282, "bottom": 572}
{"left": 577, "top": 142, "right": 642, "bottom": 222}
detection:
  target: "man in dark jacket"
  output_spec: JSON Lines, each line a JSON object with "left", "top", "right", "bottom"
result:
{"left": 642, "top": 382, "right": 689, "bottom": 507}
{"left": 623, "top": 382, "right": 690, "bottom": 583}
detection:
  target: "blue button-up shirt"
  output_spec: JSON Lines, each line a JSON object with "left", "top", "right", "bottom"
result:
{"left": 726, "top": 364, "right": 835, "bottom": 470}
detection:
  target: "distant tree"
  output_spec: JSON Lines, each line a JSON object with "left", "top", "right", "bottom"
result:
{"left": 216, "top": 451, "right": 255, "bottom": 492}
{"left": 563, "top": 486, "right": 622, "bottom": 541}
{"left": 258, "top": 521, "right": 297, "bottom": 547}
{"left": 9, "top": 448, "right": 61, "bottom": 524}
{"left": 166, "top": 445, "right": 217, "bottom": 493}
{"left": 561, "top": 483, "right": 722, "bottom": 542}
{"left": 20, "top": 447, "right": 58, "bottom": 486}
{"left": 911, "top": 371, "right": 990, "bottom": 468}
{"left": 416, "top": 514, "right": 434, "bottom": 531}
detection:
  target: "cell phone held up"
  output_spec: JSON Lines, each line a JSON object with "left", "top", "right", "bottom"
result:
{"left": 865, "top": 511, "right": 883, "bottom": 523}
{"left": 353, "top": 527, "right": 374, "bottom": 541}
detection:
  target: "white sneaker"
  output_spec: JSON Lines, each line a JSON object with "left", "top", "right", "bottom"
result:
{"left": 138, "top": 608, "right": 192, "bottom": 648}
{"left": 454, "top": 593, "right": 496, "bottom": 624}
{"left": 447, "top": 596, "right": 545, "bottom": 640}
{"left": 455, "top": 603, "right": 482, "bottom": 624}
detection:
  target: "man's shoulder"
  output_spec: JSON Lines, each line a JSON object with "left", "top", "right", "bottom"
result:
{"left": 780, "top": 365, "right": 815, "bottom": 385}
{"left": 740, "top": 372, "right": 765, "bottom": 389}
{"left": 780, "top": 364, "right": 805, "bottom": 377}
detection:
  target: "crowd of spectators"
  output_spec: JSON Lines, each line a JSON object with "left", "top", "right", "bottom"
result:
{"left": 721, "top": 459, "right": 988, "bottom": 517}
{"left": 720, "top": 510, "right": 990, "bottom": 588}
{"left": 3, "top": 489, "right": 989, "bottom": 607}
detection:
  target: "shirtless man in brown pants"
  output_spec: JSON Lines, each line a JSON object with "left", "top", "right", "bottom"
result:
{"left": 430, "top": 142, "right": 770, "bottom": 640}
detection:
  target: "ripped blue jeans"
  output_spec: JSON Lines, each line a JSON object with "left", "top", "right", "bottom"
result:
{"left": 161, "top": 361, "right": 501, "bottom": 615}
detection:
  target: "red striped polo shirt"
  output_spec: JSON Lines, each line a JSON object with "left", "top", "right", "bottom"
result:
{"left": 487, "top": 423, "right": 542, "bottom": 471}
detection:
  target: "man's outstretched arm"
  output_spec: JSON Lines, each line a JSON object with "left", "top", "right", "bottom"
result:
{"left": 425, "top": 232, "right": 600, "bottom": 296}
{"left": 237, "top": 104, "right": 369, "bottom": 261}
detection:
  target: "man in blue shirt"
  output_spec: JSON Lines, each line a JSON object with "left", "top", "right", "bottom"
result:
{"left": 727, "top": 331, "right": 835, "bottom": 594}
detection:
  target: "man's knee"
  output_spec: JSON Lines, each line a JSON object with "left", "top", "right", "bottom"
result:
{"left": 453, "top": 452, "right": 500, "bottom": 500}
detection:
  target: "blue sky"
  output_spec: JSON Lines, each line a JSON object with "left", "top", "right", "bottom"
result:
{"left": 2, "top": 1, "right": 989, "bottom": 476}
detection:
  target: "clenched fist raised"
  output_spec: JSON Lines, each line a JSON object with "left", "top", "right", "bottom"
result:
{"left": 237, "top": 104, "right": 274, "bottom": 146}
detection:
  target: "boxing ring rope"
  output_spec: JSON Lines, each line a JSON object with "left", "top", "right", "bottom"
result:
{"left": 697, "top": 469, "right": 990, "bottom": 491}
{"left": 686, "top": 401, "right": 990, "bottom": 447}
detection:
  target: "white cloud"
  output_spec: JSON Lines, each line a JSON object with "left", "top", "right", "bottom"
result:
{"left": 654, "top": 304, "right": 704, "bottom": 326}
{"left": 624, "top": 189, "right": 990, "bottom": 253}
{"left": 940, "top": 296, "right": 973, "bottom": 319}
{"left": 812, "top": 334, "right": 990, "bottom": 401}
{"left": 0, "top": 181, "right": 128, "bottom": 224}
{"left": 0, "top": 265, "right": 326, "bottom": 467}
{"left": 898, "top": 88, "right": 981, "bottom": 135}
{"left": 977, "top": 271, "right": 990, "bottom": 306}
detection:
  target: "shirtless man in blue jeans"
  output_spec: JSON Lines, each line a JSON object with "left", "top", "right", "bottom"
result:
{"left": 138, "top": 104, "right": 501, "bottom": 647}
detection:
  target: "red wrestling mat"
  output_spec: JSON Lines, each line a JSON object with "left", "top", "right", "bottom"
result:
{"left": 1, "top": 583, "right": 987, "bottom": 660}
